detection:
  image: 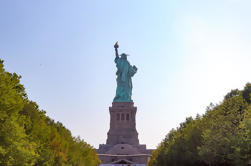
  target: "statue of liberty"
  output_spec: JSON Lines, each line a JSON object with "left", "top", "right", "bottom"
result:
{"left": 113, "top": 42, "right": 138, "bottom": 102}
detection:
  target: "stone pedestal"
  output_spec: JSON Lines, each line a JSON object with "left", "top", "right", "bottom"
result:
{"left": 97, "top": 102, "right": 153, "bottom": 165}
{"left": 106, "top": 102, "right": 139, "bottom": 145}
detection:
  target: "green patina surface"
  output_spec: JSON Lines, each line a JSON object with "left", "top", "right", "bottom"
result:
{"left": 113, "top": 52, "right": 137, "bottom": 103}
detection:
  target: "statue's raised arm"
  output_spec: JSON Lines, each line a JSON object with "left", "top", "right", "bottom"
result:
{"left": 113, "top": 42, "right": 138, "bottom": 103}
{"left": 114, "top": 41, "right": 119, "bottom": 58}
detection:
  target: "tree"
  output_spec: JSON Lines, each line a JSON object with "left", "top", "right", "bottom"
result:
{"left": 0, "top": 59, "right": 100, "bottom": 166}
{"left": 0, "top": 60, "right": 38, "bottom": 166}
{"left": 148, "top": 84, "right": 251, "bottom": 166}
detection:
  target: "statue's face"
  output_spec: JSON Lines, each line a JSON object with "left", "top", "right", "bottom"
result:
{"left": 121, "top": 56, "right": 127, "bottom": 60}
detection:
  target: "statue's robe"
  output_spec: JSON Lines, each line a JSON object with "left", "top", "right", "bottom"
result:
{"left": 113, "top": 56, "right": 137, "bottom": 102}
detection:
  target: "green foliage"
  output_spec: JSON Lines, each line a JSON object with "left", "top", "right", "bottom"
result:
{"left": 242, "top": 83, "right": 251, "bottom": 103}
{"left": 148, "top": 83, "right": 251, "bottom": 166}
{"left": 0, "top": 59, "right": 100, "bottom": 166}
{"left": 0, "top": 60, "right": 37, "bottom": 166}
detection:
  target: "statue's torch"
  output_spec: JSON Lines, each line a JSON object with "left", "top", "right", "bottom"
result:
{"left": 114, "top": 41, "right": 119, "bottom": 49}
{"left": 114, "top": 41, "right": 119, "bottom": 57}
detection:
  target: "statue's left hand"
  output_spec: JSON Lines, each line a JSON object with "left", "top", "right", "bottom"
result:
{"left": 133, "top": 65, "right": 137, "bottom": 71}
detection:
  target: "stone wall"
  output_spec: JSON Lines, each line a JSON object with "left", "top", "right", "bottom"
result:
{"left": 97, "top": 102, "right": 153, "bottom": 165}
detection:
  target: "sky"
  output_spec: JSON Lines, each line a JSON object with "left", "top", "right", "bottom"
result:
{"left": 0, "top": 0, "right": 251, "bottom": 149}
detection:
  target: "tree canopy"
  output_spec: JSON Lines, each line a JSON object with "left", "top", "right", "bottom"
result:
{"left": 148, "top": 83, "right": 251, "bottom": 166}
{"left": 0, "top": 59, "right": 100, "bottom": 166}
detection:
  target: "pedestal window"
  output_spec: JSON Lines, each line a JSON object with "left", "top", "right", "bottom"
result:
{"left": 126, "top": 114, "right": 129, "bottom": 120}
{"left": 116, "top": 113, "right": 120, "bottom": 120}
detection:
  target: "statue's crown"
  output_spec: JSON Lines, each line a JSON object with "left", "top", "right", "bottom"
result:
{"left": 121, "top": 53, "right": 129, "bottom": 57}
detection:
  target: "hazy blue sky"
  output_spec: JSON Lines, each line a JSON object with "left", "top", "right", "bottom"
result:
{"left": 0, "top": 0, "right": 251, "bottom": 149}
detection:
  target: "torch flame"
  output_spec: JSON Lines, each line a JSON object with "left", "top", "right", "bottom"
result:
{"left": 114, "top": 41, "right": 119, "bottom": 49}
